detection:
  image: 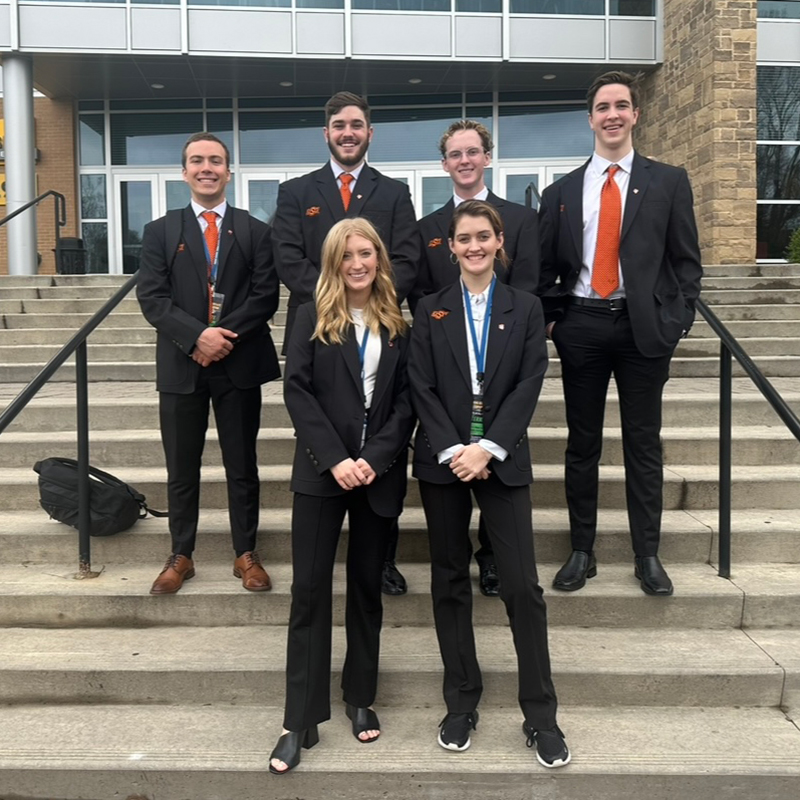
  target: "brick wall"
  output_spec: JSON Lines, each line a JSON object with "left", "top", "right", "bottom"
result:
{"left": 636, "top": 0, "right": 758, "bottom": 265}
{"left": 0, "top": 96, "right": 79, "bottom": 275}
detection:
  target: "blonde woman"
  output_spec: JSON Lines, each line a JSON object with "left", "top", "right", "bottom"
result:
{"left": 270, "top": 218, "right": 414, "bottom": 774}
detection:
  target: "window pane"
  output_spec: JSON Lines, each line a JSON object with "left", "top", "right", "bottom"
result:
{"left": 80, "top": 175, "right": 107, "bottom": 219}
{"left": 207, "top": 112, "right": 234, "bottom": 160}
{"left": 758, "top": 145, "right": 800, "bottom": 200}
{"left": 297, "top": 0, "right": 344, "bottom": 6}
{"left": 506, "top": 174, "right": 539, "bottom": 208}
{"left": 758, "top": 1, "right": 800, "bottom": 19}
{"left": 421, "top": 170, "right": 492, "bottom": 217}
{"left": 352, "top": 0, "right": 450, "bottom": 9}
{"left": 610, "top": 0, "right": 655, "bottom": 14}
{"left": 757, "top": 204, "right": 800, "bottom": 259}
{"left": 758, "top": 66, "right": 800, "bottom": 141}
{"left": 510, "top": 0, "right": 604, "bottom": 13}
{"left": 499, "top": 106, "right": 592, "bottom": 158}
{"left": 189, "top": 0, "right": 289, "bottom": 6}
{"left": 247, "top": 180, "right": 281, "bottom": 223}
{"left": 369, "top": 108, "right": 472, "bottom": 162}
{"left": 457, "top": 0, "right": 501, "bottom": 9}
{"left": 81, "top": 222, "right": 109, "bottom": 274}
{"left": 79, "top": 116, "right": 105, "bottom": 166}
{"left": 166, "top": 180, "right": 192, "bottom": 210}
{"left": 132, "top": 0, "right": 180, "bottom": 4}
{"left": 110, "top": 112, "right": 203, "bottom": 165}
{"left": 240, "top": 111, "right": 325, "bottom": 164}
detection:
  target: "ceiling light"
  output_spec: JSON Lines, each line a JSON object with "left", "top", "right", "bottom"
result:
{"left": 151, "top": 83, "right": 164, "bottom": 90}
{"left": 279, "top": 81, "right": 293, "bottom": 87}
{"left": 408, "top": 78, "right": 422, "bottom": 85}
{"left": 543, "top": 74, "right": 556, "bottom": 81}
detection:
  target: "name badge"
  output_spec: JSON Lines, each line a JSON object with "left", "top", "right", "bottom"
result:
{"left": 470, "top": 394, "right": 484, "bottom": 443}
{"left": 210, "top": 290, "right": 225, "bottom": 327}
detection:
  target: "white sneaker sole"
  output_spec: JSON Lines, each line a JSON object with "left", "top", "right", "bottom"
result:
{"left": 536, "top": 749, "right": 571, "bottom": 768}
{"left": 437, "top": 731, "right": 471, "bottom": 752}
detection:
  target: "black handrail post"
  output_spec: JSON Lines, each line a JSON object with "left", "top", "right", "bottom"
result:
{"left": 718, "top": 341, "right": 732, "bottom": 579}
{"left": 75, "top": 341, "right": 97, "bottom": 579}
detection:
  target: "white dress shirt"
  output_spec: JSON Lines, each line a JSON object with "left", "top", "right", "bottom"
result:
{"left": 330, "top": 160, "right": 366, "bottom": 193}
{"left": 574, "top": 149, "right": 634, "bottom": 299}
{"left": 436, "top": 279, "right": 508, "bottom": 465}
{"left": 191, "top": 199, "right": 227, "bottom": 270}
{"left": 351, "top": 308, "right": 381, "bottom": 409}
{"left": 453, "top": 187, "right": 489, "bottom": 207}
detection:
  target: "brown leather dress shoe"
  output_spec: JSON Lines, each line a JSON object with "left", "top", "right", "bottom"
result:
{"left": 233, "top": 551, "right": 272, "bottom": 592}
{"left": 150, "top": 554, "right": 195, "bottom": 595}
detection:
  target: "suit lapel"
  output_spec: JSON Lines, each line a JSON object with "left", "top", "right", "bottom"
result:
{"left": 439, "top": 282, "right": 472, "bottom": 392}
{"left": 181, "top": 206, "right": 208, "bottom": 295}
{"left": 370, "top": 327, "right": 398, "bottom": 411}
{"left": 482, "top": 280, "right": 513, "bottom": 390}
{"left": 563, "top": 161, "right": 589, "bottom": 263}
{"left": 216, "top": 206, "right": 235, "bottom": 287}
{"left": 347, "top": 164, "right": 378, "bottom": 217}
{"left": 621, "top": 153, "right": 652, "bottom": 243}
{"left": 315, "top": 165, "right": 346, "bottom": 222}
{"left": 435, "top": 198, "right": 455, "bottom": 243}
{"left": 340, "top": 326, "right": 364, "bottom": 399}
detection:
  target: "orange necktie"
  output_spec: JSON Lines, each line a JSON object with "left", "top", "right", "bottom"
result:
{"left": 591, "top": 165, "right": 621, "bottom": 299}
{"left": 340, "top": 173, "right": 354, "bottom": 211}
{"left": 201, "top": 211, "right": 219, "bottom": 324}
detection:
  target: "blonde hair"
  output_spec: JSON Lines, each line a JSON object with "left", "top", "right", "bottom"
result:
{"left": 313, "top": 218, "right": 408, "bottom": 345}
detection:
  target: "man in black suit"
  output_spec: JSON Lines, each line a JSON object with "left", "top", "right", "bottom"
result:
{"left": 538, "top": 71, "right": 703, "bottom": 596}
{"left": 138, "top": 132, "right": 280, "bottom": 595}
{"left": 413, "top": 119, "right": 541, "bottom": 597}
{"left": 273, "top": 91, "right": 419, "bottom": 596}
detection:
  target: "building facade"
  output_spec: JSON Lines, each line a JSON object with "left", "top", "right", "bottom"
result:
{"left": 0, "top": 1, "right": 798, "bottom": 274}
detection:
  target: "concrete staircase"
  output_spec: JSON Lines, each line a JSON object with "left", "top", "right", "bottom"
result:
{"left": 0, "top": 269, "right": 799, "bottom": 799}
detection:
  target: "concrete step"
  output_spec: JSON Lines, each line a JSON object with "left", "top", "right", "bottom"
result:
{"left": 0, "top": 285, "right": 130, "bottom": 301}
{"left": 691, "top": 319, "right": 800, "bottom": 337}
{"left": 5, "top": 385, "right": 800, "bottom": 432}
{"left": 0, "top": 625, "right": 787, "bottom": 708}
{"left": 703, "top": 303, "right": 800, "bottom": 320}
{"left": 0, "top": 343, "right": 155, "bottom": 364}
{"left": 0, "top": 507, "right": 723, "bottom": 566}
{"left": 678, "top": 337, "right": 800, "bottom": 357}
{"left": 0, "top": 275, "right": 130, "bottom": 287}
{"left": 0, "top": 327, "right": 156, "bottom": 345}
{"left": 701, "top": 289, "right": 800, "bottom": 304}
{"left": 0, "top": 562, "right": 750, "bottom": 629}
{"left": 701, "top": 276, "right": 800, "bottom": 290}
{"left": 5, "top": 462, "right": 800, "bottom": 511}
{"left": 669, "top": 356, "right": 800, "bottom": 378}
{"left": 0, "top": 297, "right": 143, "bottom": 315}
{"left": 703, "top": 263, "right": 800, "bottom": 277}
{"left": 1, "top": 311, "right": 149, "bottom": 329}
{"left": 0, "top": 705, "right": 797, "bottom": 800}
{"left": 3, "top": 425, "right": 798, "bottom": 468}
{"left": 0, "top": 361, "right": 156, "bottom": 383}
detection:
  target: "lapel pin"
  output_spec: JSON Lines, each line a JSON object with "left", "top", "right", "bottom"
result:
{"left": 499, "top": 323, "right": 505, "bottom": 330}
{"left": 560, "top": 204, "right": 565, "bottom": 212}
{"left": 388, "top": 339, "right": 394, "bottom": 348}
{"left": 177, "top": 243, "right": 185, "bottom": 253}
{"left": 428, "top": 237, "right": 442, "bottom": 248}
{"left": 432, "top": 309, "right": 449, "bottom": 320}
{"left": 633, "top": 188, "right": 639, "bottom": 194}
{"left": 306, "top": 206, "right": 321, "bottom": 217}
{"left": 356, "top": 194, "right": 363, "bottom": 200}
{"left": 228, "top": 229, "right": 233, "bottom": 235}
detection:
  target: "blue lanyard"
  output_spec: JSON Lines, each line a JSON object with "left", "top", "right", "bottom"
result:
{"left": 463, "top": 275, "right": 496, "bottom": 385}
{"left": 201, "top": 225, "right": 220, "bottom": 286}
{"left": 357, "top": 327, "right": 370, "bottom": 378}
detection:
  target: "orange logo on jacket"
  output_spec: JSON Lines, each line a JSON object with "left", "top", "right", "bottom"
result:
{"left": 177, "top": 243, "right": 185, "bottom": 253}
{"left": 431, "top": 309, "right": 449, "bottom": 320}
{"left": 428, "top": 237, "right": 442, "bottom": 248}
{"left": 306, "top": 206, "right": 321, "bottom": 217}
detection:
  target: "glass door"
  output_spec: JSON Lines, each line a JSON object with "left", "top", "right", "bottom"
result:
{"left": 240, "top": 173, "right": 286, "bottom": 224}
{"left": 112, "top": 175, "right": 158, "bottom": 275}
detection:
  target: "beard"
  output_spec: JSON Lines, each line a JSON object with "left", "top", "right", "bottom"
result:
{"left": 328, "top": 137, "right": 370, "bottom": 168}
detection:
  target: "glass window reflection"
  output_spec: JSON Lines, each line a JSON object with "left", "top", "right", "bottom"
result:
{"left": 499, "top": 106, "right": 592, "bottom": 159}
{"left": 80, "top": 175, "right": 107, "bottom": 219}
{"left": 757, "top": 204, "right": 800, "bottom": 259}
{"left": 110, "top": 113, "right": 203, "bottom": 166}
{"left": 79, "top": 116, "right": 105, "bottom": 166}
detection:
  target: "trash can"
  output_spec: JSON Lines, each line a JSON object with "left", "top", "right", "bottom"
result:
{"left": 54, "top": 237, "right": 86, "bottom": 275}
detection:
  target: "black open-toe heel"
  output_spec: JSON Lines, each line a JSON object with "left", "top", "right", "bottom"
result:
{"left": 268, "top": 726, "right": 319, "bottom": 774}
{"left": 345, "top": 704, "right": 380, "bottom": 743}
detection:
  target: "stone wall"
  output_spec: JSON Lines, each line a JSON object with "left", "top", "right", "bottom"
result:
{"left": 0, "top": 97, "right": 79, "bottom": 275}
{"left": 636, "top": 0, "right": 758, "bottom": 265}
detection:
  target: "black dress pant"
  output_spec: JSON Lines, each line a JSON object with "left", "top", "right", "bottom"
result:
{"left": 283, "top": 489, "right": 393, "bottom": 731}
{"left": 384, "top": 514, "right": 493, "bottom": 567}
{"left": 552, "top": 304, "right": 673, "bottom": 557}
{"left": 159, "top": 365, "right": 262, "bottom": 556}
{"left": 419, "top": 473, "right": 558, "bottom": 729}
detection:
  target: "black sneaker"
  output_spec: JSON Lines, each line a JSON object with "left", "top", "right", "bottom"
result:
{"left": 381, "top": 560, "right": 407, "bottom": 596}
{"left": 523, "top": 722, "right": 571, "bottom": 768}
{"left": 437, "top": 711, "right": 479, "bottom": 752}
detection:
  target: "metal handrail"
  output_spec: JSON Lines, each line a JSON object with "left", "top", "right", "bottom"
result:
{"left": 695, "top": 297, "right": 800, "bottom": 578}
{"left": 0, "top": 273, "right": 140, "bottom": 578}
{"left": 0, "top": 190, "right": 67, "bottom": 268}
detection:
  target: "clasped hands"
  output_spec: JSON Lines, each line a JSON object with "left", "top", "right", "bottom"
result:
{"left": 331, "top": 458, "right": 377, "bottom": 490}
{"left": 451, "top": 443, "right": 492, "bottom": 482}
{"left": 192, "top": 326, "right": 238, "bottom": 367}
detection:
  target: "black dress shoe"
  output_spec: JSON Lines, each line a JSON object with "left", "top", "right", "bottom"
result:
{"left": 268, "top": 726, "right": 319, "bottom": 775}
{"left": 479, "top": 563, "right": 500, "bottom": 597}
{"left": 552, "top": 550, "right": 597, "bottom": 592}
{"left": 381, "top": 560, "right": 407, "bottom": 595}
{"left": 634, "top": 555, "right": 674, "bottom": 596}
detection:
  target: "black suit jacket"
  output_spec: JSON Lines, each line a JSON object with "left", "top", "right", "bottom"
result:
{"left": 137, "top": 204, "right": 281, "bottom": 394}
{"left": 409, "top": 280, "right": 548, "bottom": 487}
{"left": 283, "top": 302, "right": 415, "bottom": 519}
{"left": 537, "top": 152, "right": 703, "bottom": 358}
{"left": 272, "top": 163, "right": 420, "bottom": 346}
{"left": 412, "top": 191, "right": 540, "bottom": 314}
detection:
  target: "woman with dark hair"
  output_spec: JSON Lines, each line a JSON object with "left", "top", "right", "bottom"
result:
{"left": 409, "top": 199, "right": 570, "bottom": 768}
{"left": 270, "top": 217, "right": 414, "bottom": 774}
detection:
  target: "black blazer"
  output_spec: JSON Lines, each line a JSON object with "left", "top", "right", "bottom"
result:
{"left": 409, "top": 280, "right": 548, "bottom": 487}
{"left": 537, "top": 152, "right": 703, "bottom": 358}
{"left": 137, "top": 204, "right": 281, "bottom": 394}
{"left": 412, "top": 190, "right": 540, "bottom": 313}
{"left": 283, "top": 302, "right": 415, "bottom": 519}
{"left": 272, "top": 163, "right": 420, "bottom": 345}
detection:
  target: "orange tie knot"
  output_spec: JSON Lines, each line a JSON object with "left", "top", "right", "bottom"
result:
{"left": 340, "top": 173, "right": 354, "bottom": 211}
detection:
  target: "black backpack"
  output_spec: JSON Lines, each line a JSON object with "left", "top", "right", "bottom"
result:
{"left": 33, "top": 457, "right": 166, "bottom": 537}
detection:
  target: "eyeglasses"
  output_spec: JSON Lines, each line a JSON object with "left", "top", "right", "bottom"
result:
{"left": 445, "top": 147, "right": 486, "bottom": 161}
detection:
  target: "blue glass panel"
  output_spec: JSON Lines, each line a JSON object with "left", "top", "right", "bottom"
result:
{"left": 457, "top": 0, "right": 501, "bottom": 9}
{"left": 80, "top": 175, "right": 107, "bottom": 219}
{"left": 506, "top": 174, "right": 539, "bottom": 208}
{"left": 111, "top": 99, "right": 202, "bottom": 110}
{"left": 758, "top": 1, "right": 800, "bottom": 18}
{"left": 510, "top": 0, "right": 604, "bottom": 12}
{"left": 297, "top": 0, "right": 344, "bottom": 6}
{"left": 499, "top": 105, "right": 592, "bottom": 159}
{"left": 352, "top": 0, "right": 450, "bottom": 9}
{"left": 110, "top": 112, "right": 204, "bottom": 165}
{"left": 610, "top": 0, "right": 655, "bottom": 14}
{"left": 189, "top": 0, "right": 290, "bottom": 6}
{"left": 79, "top": 100, "right": 104, "bottom": 111}
{"left": 80, "top": 116, "right": 105, "bottom": 167}
{"left": 240, "top": 111, "right": 326, "bottom": 164}
{"left": 369, "top": 108, "right": 476, "bottom": 162}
